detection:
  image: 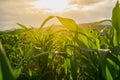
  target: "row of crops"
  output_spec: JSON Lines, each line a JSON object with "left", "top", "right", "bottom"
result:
{"left": 0, "top": 1, "right": 120, "bottom": 80}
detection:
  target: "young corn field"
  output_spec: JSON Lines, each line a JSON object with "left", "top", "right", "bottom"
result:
{"left": 0, "top": 1, "right": 120, "bottom": 80}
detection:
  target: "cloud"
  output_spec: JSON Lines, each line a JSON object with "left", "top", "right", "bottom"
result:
{"left": 0, "top": 0, "right": 118, "bottom": 31}
{"left": 70, "top": 0, "right": 105, "bottom": 6}
{"left": 69, "top": 0, "right": 116, "bottom": 10}
{"left": 60, "top": 0, "right": 117, "bottom": 23}
{"left": 0, "top": 0, "right": 50, "bottom": 30}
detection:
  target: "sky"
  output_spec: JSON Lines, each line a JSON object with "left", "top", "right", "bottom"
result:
{"left": 0, "top": 0, "right": 117, "bottom": 31}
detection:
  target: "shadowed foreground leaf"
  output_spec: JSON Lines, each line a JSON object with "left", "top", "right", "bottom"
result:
{"left": 0, "top": 41, "right": 15, "bottom": 80}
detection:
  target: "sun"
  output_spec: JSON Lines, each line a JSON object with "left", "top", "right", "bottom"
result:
{"left": 33, "top": 0, "right": 70, "bottom": 13}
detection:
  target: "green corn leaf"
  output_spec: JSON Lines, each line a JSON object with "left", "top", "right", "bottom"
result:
{"left": 24, "top": 48, "right": 35, "bottom": 60}
{"left": 17, "top": 23, "right": 28, "bottom": 30}
{"left": 100, "top": 60, "right": 107, "bottom": 79}
{"left": 39, "top": 16, "right": 54, "bottom": 30}
{"left": 13, "top": 67, "right": 22, "bottom": 79}
{"left": 112, "top": 0, "right": 120, "bottom": 46}
{"left": 92, "top": 19, "right": 111, "bottom": 26}
{"left": 107, "top": 53, "right": 120, "bottom": 67}
{"left": 8, "top": 29, "right": 26, "bottom": 34}
{"left": 112, "top": 0, "right": 120, "bottom": 30}
{"left": 106, "top": 65, "right": 113, "bottom": 80}
{"left": 33, "top": 52, "right": 48, "bottom": 58}
{"left": 106, "top": 58, "right": 119, "bottom": 79}
{"left": 70, "top": 59, "right": 78, "bottom": 80}
{"left": 39, "top": 16, "right": 77, "bottom": 31}
{"left": 56, "top": 16, "right": 77, "bottom": 31}
{"left": 29, "top": 69, "right": 32, "bottom": 77}
{"left": 0, "top": 62, "right": 3, "bottom": 80}
{"left": 0, "top": 41, "right": 15, "bottom": 80}
{"left": 64, "top": 58, "right": 71, "bottom": 74}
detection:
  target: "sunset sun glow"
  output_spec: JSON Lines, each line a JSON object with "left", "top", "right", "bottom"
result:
{"left": 33, "top": 0, "right": 70, "bottom": 13}
{"left": 0, "top": 0, "right": 116, "bottom": 31}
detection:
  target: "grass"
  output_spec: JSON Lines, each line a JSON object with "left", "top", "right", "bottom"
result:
{"left": 0, "top": 0, "right": 120, "bottom": 80}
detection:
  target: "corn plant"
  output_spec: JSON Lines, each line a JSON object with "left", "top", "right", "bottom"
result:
{"left": 0, "top": 0, "right": 120, "bottom": 80}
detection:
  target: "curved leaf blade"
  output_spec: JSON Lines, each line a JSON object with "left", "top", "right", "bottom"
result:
{"left": 17, "top": 23, "right": 28, "bottom": 30}
{"left": 39, "top": 16, "right": 55, "bottom": 30}
{"left": 0, "top": 41, "right": 15, "bottom": 80}
{"left": 56, "top": 16, "right": 77, "bottom": 31}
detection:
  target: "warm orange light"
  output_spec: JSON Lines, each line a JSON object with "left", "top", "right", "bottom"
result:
{"left": 33, "top": 0, "right": 70, "bottom": 13}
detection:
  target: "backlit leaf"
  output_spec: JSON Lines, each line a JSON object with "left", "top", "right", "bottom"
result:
{"left": 56, "top": 16, "right": 77, "bottom": 31}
